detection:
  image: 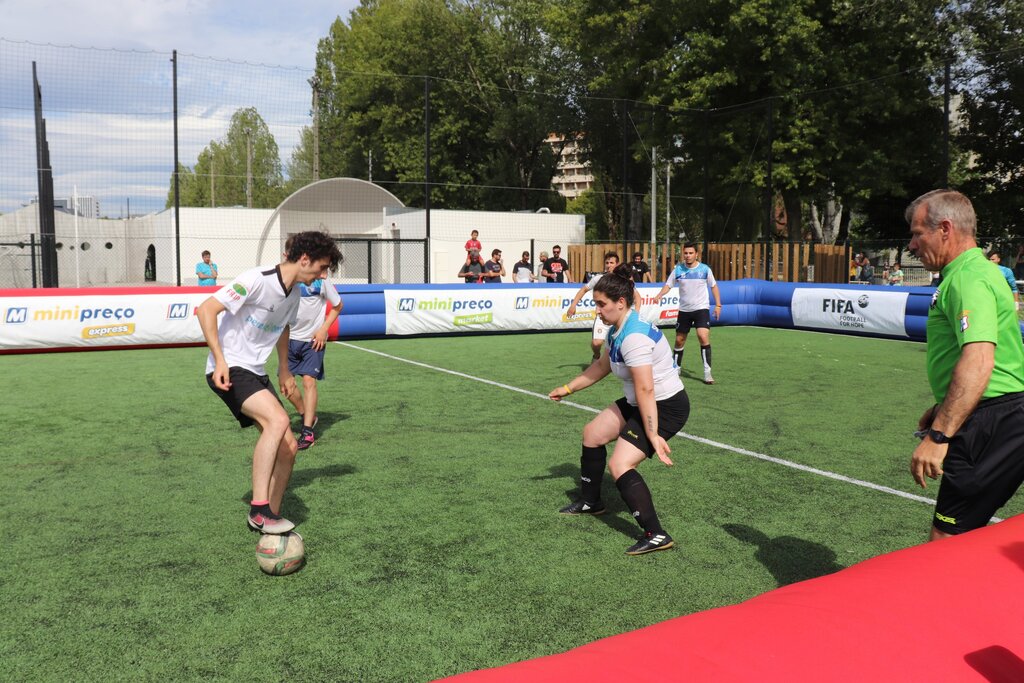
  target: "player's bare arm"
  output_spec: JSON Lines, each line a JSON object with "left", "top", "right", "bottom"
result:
{"left": 549, "top": 353, "right": 611, "bottom": 400}
{"left": 911, "top": 342, "right": 994, "bottom": 488}
{"left": 712, "top": 285, "right": 722, "bottom": 320}
{"left": 567, "top": 283, "right": 589, "bottom": 317}
{"left": 197, "top": 297, "right": 231, "bottom": 390}
{"left": 312, "top": 301, "right": 343, "bottom": 351}
{"left": 631, "top": 364, "right": 672, "bottom": 466}
{"left": 276, "top": 327, "right": 297, "bottom": 398}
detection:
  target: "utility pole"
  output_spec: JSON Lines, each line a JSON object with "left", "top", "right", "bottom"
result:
{"left": 309, "top": 75, "right": 321, "bottom": 182}
{"left": 650, "top": 146, "right": 657, "bottom": 243}
{"left": 210, "top": 151, "right": 215, "bottom": 207}
{"left": 665, "top": 160, "right": 671, "bottom": 247}
{"left": 244, "top": 126, "right": 253, "bottom": 208}
{"left": 943, "top": 61, "right": 951, "bottom": 188}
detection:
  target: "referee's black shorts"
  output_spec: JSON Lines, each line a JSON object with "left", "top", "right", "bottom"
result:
{"left": 614, "top": 390, "right": 690, "bottom": 458}
{"left": 933, "top": 391, "right": 1024, "bottom": 535}
{"left": 676, "top": 309, "right": 711, "bottom": 334}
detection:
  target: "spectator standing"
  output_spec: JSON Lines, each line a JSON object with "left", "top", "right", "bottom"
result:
{"left": 458, "top": 250, "right": 485, "bottom": 283}
{"left": 512, "top": 251, "right": 536, "bottom": 283}
{"left": 196, "top": 250, "right": 218, "bottom": 286}
{"left": 465, "top": 230, "right": 482, "bottom": 255}
{"left": 906, "top": 189, "right": 1024, "bottom": 542}
{"left": 629, "top": 253, "right": 653, "bottom": 283}
{"left": 483, "top": 249, "right": 505, "bottom": 283}
{"left": 542, "top": 245, "right": 572, "bottom": 283}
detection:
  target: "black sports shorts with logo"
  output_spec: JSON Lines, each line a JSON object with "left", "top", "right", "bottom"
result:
{"left": 676, "top": 309, "right": 711, "bottom": 334}
{"left": 614, "top": 390, "right": 690, "bottom": 458}
{"left": 207, "top": 366, "right": 281, "bottom": 428}
{"left": 933, "top": 391, "right": 1024, "bottom": 535}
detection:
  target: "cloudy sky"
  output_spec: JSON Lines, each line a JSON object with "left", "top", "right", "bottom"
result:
{"left": 0, "top": 0, "right": 361, "bottom": 216}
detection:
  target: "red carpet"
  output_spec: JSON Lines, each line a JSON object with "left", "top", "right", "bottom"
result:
{"left": 443, "top": 515, "right": 1024, "bottom": 682}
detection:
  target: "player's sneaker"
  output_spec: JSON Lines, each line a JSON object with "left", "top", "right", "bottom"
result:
{"left": 559, "top": 500, "right": 607, "bottom": 515}
{"left": 296, "top": 430, "right": 315, "bottom": 451}
{"left": 247, "top": 510, "right": 295, "bottom": 535}
{"left": 626, "top": 531, "right": 674, "bottom": 555}
{"left": 703, "top": 372, "right": 715, "bottom": 385}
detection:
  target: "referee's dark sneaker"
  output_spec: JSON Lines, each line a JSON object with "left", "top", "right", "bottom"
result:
{"left": 247, "top": 510, "right": 295, "bottom": 535}
{"left": 559, "top": 499, "right": 607, "bottom": 515}
{"left": 626, "top": 531, "right": 674, "bottom": 555}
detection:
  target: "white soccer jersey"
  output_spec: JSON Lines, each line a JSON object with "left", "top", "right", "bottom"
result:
{"left": 607, "top": 311, "right": 684, "bottom": 405}
{"left": 665, "top": 262, "right": 717, "bottom": 312}
{"left": 585, "top": 272, "right": 604, "bottom": 290}
{"left": 205, "top": 265, "right": 300, "bottom": 375}
{"left": 289, "top": 279, "right": 342, "bottom": 342}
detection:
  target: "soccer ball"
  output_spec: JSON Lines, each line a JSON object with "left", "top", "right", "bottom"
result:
{"left": 255, "top": 531, "right": 306, "bottom": 576}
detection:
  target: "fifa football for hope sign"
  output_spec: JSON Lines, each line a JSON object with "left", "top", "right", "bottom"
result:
{"left": 791, "top": 288, "right": 910, "bottom": 338}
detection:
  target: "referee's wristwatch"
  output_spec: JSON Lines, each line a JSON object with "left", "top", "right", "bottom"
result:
{"left": 927, "top": 428, "right": 953, "bottom": 444}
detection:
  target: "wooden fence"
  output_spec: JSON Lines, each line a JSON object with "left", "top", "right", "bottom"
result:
{"left": 568, "top": 242, "right": 850, "bottom": 283}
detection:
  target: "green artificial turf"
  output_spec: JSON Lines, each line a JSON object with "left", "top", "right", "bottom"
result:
{"left": 2, "top": 327, "right": 1019, "bottom": 681}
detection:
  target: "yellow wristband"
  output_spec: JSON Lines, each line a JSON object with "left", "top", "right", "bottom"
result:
{"left": 563, "top": 384, "right": 573, "bottom": 395}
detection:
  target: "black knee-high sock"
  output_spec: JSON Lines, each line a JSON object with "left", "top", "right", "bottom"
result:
{"left": 580, "top": 445, "right": 607, "bottom": 504}
{"left": 700, "top": 344, "right": 712, "bottom": 373}
{"left": 674, "top": 345, "right": 685, "bottom": 367}
{"left": 615, "top": 469, "right": 664, "bottom": 534}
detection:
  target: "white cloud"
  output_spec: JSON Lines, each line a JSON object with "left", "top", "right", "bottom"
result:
{"left": 1, "top": 1, "right": 354, "bottom": 216}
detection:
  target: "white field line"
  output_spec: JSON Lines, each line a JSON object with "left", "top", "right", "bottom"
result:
{"left": 338, "top": 342, "right": 994, "bottom": 518}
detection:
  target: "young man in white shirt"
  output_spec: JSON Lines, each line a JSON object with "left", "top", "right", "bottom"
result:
{"left": 197, "top": 231, "right": 343, "bottom": 535}
{"left": 567, "top": 252, "right": 621, "bottom": 362}
{"left": 651, "top": 242, "right": 722, "bottom": 384}
{"left": 283, "top": 235, "right": 344, "bottom": 451}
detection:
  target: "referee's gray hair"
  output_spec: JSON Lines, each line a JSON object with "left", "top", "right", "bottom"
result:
{"left": 905, "top": 189, "right": 976, "bottom": 237}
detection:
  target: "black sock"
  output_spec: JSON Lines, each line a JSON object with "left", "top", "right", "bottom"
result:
{"left": 701, "top": 344, "right": 712, "bottom": 373}
{"left": 580, "top": 445, "right": 607, "bottom": 504}
{"left": 674, "top": 346, "right": 684, "bottom": 367}
{"left": 615, "top": 469, "right": 663, "bottom": 534}
{"left": 249, "top": 502, "right": 272, "bottom": 517}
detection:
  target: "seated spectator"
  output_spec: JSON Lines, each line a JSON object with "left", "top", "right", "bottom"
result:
{"left": 887, "top": 262, "right": 904, "bottom": 286}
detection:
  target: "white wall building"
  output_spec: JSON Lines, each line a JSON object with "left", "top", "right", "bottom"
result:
{"left": 0, "top": 178, "right": 585, "bottom": 288}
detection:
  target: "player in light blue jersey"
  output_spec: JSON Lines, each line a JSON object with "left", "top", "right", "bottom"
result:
{"left": 988, "top": 251, "right": 1021, "bottom": 306}
{"left": 652, "top": 242, "right": 721, "bottom": 384}
{"left": 550, "top": 263, "right": 690, "bottom": 555}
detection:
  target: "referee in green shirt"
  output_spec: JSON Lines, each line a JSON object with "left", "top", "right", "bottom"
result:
{"left": 907, "top": 189, "right": 1024, "bottom": 541}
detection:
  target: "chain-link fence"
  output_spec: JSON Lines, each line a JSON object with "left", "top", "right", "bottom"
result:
{"left": 0, "top": 36, "right": 1000, "bottom": 289}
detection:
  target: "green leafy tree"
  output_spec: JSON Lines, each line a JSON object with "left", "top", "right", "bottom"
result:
{"left": 312, "top": 0, "right": 572, "bottom": 211}
{"left": 166, "top": 107, "right": 284, "bottom": 209}
{"left": 959, "top": 0, "right": 1024, "bottom": 238}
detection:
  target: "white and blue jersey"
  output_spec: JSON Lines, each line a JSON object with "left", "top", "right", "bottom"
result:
{"left": 607, "top": 311, "right": 685, "bottom": 405}
{"left": 665, "top": 262, "right": 717, "bottom": 312}
{"left": 290, "top": 278, "right": 342, "bottom": 342}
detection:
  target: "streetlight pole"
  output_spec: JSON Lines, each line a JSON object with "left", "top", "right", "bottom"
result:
{"left": 244, "top": 126, "right": 253, "bottom": 208}
{"left": 308, "top": 76, "right": 321, "bottom": 182}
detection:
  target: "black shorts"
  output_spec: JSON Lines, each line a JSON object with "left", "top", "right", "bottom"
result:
{"left": 614, "top": 390, "right": 690, "bottom": 458}
{"left": 933, "top": 392, "right": 1024, "bottom": 535}
{"left": 676, "top": 309, "right": 711, "bottom": 334}
{"left": 206, "top": 367, "right": 280, "bottom": 428}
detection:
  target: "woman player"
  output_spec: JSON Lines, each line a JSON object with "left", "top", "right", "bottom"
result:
{"left": 549, "top": 263, "right": 690, "bottom": 555}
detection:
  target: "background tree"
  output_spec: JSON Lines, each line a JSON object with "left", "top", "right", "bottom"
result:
{"left": 960, "top": 0, "right": 1024, "bottom": 239}
{"left": 166, "top": 107, "right": 284, "bottom": 209}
